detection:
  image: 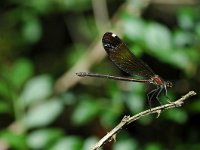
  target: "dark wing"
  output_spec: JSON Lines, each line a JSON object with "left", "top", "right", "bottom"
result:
{"left": 102, "top": 32, "right": 155, "bottom": 78}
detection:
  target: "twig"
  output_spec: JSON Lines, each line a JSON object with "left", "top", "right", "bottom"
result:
{"left": 91, "top": 91, "right": 196, "bottom": 150}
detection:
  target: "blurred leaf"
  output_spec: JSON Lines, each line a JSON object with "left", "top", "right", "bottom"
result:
{"left": 144, "top": 23, "right": 173, "bottom": 53}
{"left": 126, "top": 0, "right": 147, "bottom": 9}
{"left": 123, "top": 17, "right": 145, "bottom": 41}
{"left": 0, "top": 130, "right": 27, "bottom": 149}
{"left": 61, "top": 92, "right": 76, "bottom": 105}
{"left": 0, "top": 58, "right": 33, "bottom": 98}
{"left": 27, "top": 128, "right": 63, "bottom": 149}
{"left": 71, "top": 99, "right": 101, "bottom": 125}
{"left": 78, "top": 16, "right": 98, "bottom": 40}
{"left": 100, "top": 89, "right": 124, "bottom": 127}
{"left": 26, "top": 0, "right": 52, "bottom": 14}
{"left": 144, "top": 143, "right": 163, "bottom": 150}
{"left": 100, "top": 104, "right": 121, "bottom": 128}
{"left": 50, "top": 136, "right": 83, "bottom": 150}
{"left": 168, "top": 49, "right": 191, "bottom": 70}
{"left": 195, "top": 22, "right": 200, "bottom": 38}
{"left": 20, "top": 75, "right": 53, "bottom": 107}
{"left": 173, "top": 30, "right": 193, "bottom": 47}
{"left": 186, "top": 48, "right": 200, "bottom": 63}
{"left": 0, "top": 79, "right": 10, "bottom": 99}
{"left": 125, "top": 93, "right": 144, "bottom": 114}
{"left": 9, "top": 58, "right": 34, "bottom": 88}
{"left": 187, "top": 99, "right": 200, "bottom": 112}
{"left": 0, "top": 100, "right": 10, "bottom": 113}
{"left": 124, "top": 83, "right": 145, "bottom": 114}
{"left": 138, "top": 115, "right": 153, "bottom": 125}
{"left": 177, "top": 7, "right": 197, "bottom": 30}
{"left": 60, "top": 0, "right": 91, "bottom": 11}
{"left": 129, "top": 44, "right": 143, "bottom": 57}
{"left": 66, "top": 44, "right": 86, "bottom": 67}
{"left": 164, "top": 108, "right": 188, "bottom": 124}
{"left": 113, "top": 138, "right": 138, "bottom": 150}
{"left": 22, "top": 14, "right": 42, "bottom": 43}
{"left": 82, "top": 137, "right": 99, "bottom": 150}
{"left": 24, "top": 98, "right": 63, "bottom": 128}
{"left": 106, "top": 82, "right": 120, "bottom": 98}
{"left": 127, "top": 82, "right": 145, "bottom": 95}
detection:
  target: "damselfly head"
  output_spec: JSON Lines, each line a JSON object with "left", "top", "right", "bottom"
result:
{"left": 166, "top": 81, "right": 173, "bottom": 88}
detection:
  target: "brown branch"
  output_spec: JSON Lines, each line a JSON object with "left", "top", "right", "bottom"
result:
{"left": 91, "top": 91, "right": 197, "bottom": 150}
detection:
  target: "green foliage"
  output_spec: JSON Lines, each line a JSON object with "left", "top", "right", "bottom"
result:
{"left": 0, "top": 101, "right": 10, "bottom": 113}
{"left": 144, "top": 143, "right": 163, "bottom": 150}
{"left": 187, "top": 99, "right": 200, "bottom": 112}
{"left": 124, "top": 83, "right": 145, "bottom": 114}
{"left": 82, "top": 137, "right": 99, "bottom": 150}
{"left": 144, "top": 22, "right": 173, "bottom": 52}
{"left": 123, "top": 17, "right": 145, "bottom": 42}
{"left": 0, "top": 130, "right": 27, "bottom": 149}
{"left": 21, "top": 13, "right": 42, "bottom": 44}
{"left": 164, "top": 108, "right": 188, "bottom": 124}
{"left": 20, "top": 75, "right": 53, "bottom": 106}
{"left": 27, "top": 128, "right": 63, "bottom": 149}
{"left": 72, "top": 98, "right": 102, "bottom": 125}
{"left": 49, "top": 136, "right": 83, "bottom": 150}
{"left": 113, "top": 138, "right": 138, "bottom": 150}
{"left": 177, "top": 7, "right": 198, "bottom": 30}
{"left": 121, "top": 11, "right": 200, "bottom": 75}
{"left": 23, "top": 98, "right": 64, "bottom": 129}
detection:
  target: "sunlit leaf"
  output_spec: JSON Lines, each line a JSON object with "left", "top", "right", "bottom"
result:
{"left": 173, "top": 30, "right": 193, "bottom": 47}
{"left": 144, "top": 23, "right": 173, "bottom": 52}
{"left": 125, "top": 93, "right": 144, "bottom": 114}
{"left": 27, "top": 129, "right": 63, "bottom": 149}
{"left": 123, "top": 17, "right": 145, "bottom": 41}
{"left": 177, "top": 7, "right": 197, "bottom": 30}
{"left": 113, "top": 138, "right": 138, "bottom": 150}
{"left": 72, "top": 99, "right": 101, "bottom": 125}
{"left": 50, "top": 136, "right": 83, "bottom": 150}
{"left": 82, "top": 137, "right": 99, "bottom": 150}
{"left": 168, "top": 50, "right": 191, "bottom": 69}
{"left": 21, "top": 12, "right": 42, "bottom": 43}
{"left": 124, "top": 83, "right": 145, "bottom": 113}
{"left": 20, "top": 75, "right": 53, "bottom": 106}
{"left": 23, "top": 98, "right": 63, "bottom": 128}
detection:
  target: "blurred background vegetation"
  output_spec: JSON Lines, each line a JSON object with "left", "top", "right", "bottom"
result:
{"left": 0, "top": 0, "right": 200, "bottom": 149}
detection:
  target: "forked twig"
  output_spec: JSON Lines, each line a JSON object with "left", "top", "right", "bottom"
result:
{"left": 91, "top": 91, "right": 196, "bottom": 150}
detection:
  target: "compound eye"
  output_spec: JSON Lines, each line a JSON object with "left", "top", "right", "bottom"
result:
{"left": 166, "top": 81, "right": 173, "bottom": 88}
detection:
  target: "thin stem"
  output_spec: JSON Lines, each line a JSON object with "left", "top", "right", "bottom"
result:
{"left": 91, "top": 91, "right": 196, "bottom": 150}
